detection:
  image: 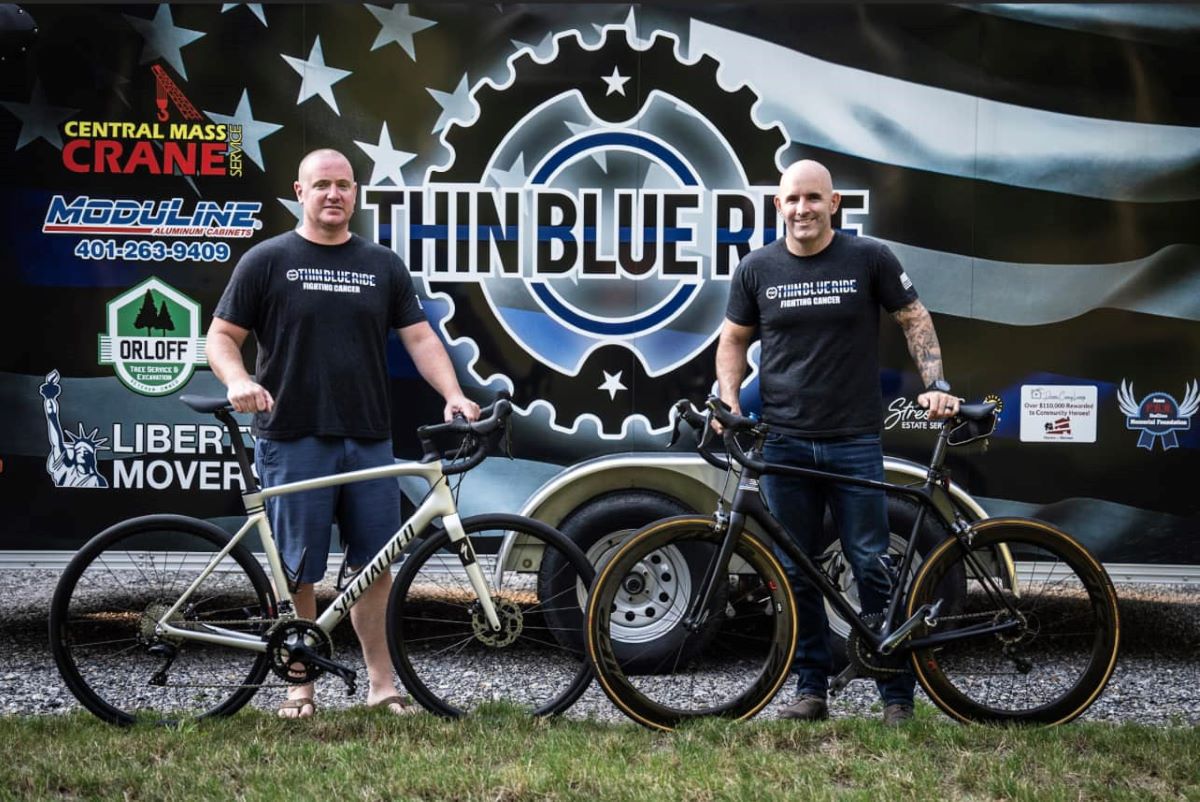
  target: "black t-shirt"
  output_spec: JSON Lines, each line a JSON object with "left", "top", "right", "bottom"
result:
{"left": 725, "top": 233, "right": 919, "bottom": 437}
{"left": 213, "top": 231, "right": 426, "bottom": 440}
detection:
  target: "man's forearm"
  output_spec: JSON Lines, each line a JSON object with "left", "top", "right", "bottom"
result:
{"left": 715, "top": 338, "right": 748, "bottom": 409}
{"left": 205, "top": 332, "right": 253, "bottom": 387}
{"left": 893, "top": 300, "right": 944, "bottom": 386}
{"left": 405, "top": 330, "right": 463, "bottom": 401}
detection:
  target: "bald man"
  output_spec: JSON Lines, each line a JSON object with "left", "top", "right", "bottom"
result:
{"left": 206, "top": 149, "right": 478, "bottom": 719}
{"left": 716, "top": 160, "right": 958, "bottom": 726}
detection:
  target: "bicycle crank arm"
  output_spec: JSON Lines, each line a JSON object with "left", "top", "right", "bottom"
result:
{"left": 878, "top": 600, "right": 941, "bottom": 655}
{"left": 290, "top": 644, "right": 358, "bottom": 696}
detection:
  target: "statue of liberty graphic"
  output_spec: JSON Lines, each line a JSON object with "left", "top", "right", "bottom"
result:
{"left": 39, "top": 370, "right": 109, "bottom": 488}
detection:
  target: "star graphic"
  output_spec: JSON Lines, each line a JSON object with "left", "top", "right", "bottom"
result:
{"left": 598, "top": 371, "right": 627, "bottom": 401}
{"left": 221, "top": 4, "right": 267, "bottom": 26}
{"left": 278, "top": 196, "right": 303, "bottom": 224}
{"left": 564, "top": 121, "right": 608, "bottom": 174}
{"left": 203, "top": 90, "right": 282, "bottom": 172}
{"left": 282, "top": 37, "right": 352, "bottom": 115}
{"left": 488, "top": 152, "right": 528, "bottom": 188}
{"left": 427, "top": 75, "right": 476, "bottom": 134}
{"left": 364, "top": 4, "right": 436, "bottom": 60}
{"left": 602, "top": 66, "right": 631, "bottom": 97}
{"left": 354, "top": 122, "right": 415, "bottom": 186}
{"left": 510, "top": 32, "right": 556, "bottom": 61}
{"left": 1, "top": 82, "right": 78, "bottom": 150}
{"left": 123, "top": 5, "right": 205, "bottom": 80}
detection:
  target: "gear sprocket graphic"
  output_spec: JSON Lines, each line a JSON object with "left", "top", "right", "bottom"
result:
{"left": 426, "top": 26, "right": 785, "bottom": 435}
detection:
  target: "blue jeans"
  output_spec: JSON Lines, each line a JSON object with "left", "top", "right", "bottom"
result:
{"left": 760, "top": 432, "right": 915, "bottom": 707}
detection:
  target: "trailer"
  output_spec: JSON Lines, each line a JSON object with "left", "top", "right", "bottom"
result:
{"left": 2, "top": 4, "right": 1196, "bottom": 604}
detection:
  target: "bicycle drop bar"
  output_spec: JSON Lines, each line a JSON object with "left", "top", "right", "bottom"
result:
{"left": 415, "top": 390, "right": 512, "bottom": 474}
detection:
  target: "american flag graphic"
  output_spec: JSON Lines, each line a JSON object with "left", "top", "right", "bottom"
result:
{"left": 0, "top": 4, "right": 1195, "bottom": 562}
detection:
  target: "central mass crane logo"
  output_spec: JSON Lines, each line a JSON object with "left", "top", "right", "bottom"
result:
{"left": 367, "top": 27, "right": 793, "bottom": 434}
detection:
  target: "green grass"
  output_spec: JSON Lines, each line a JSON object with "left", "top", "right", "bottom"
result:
{"left": 1, "top": 704, "right": 1197, "bottom": 801}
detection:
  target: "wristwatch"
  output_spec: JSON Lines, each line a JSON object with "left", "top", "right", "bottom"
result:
{"left": 925, "top": 379, "right": 951, "bottom": 393}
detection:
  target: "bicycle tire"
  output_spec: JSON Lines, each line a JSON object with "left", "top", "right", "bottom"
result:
{"left": 386, "top": 513, "right": 595, "bottom": 717}
{"left": 586, "top": 516, "right": 798, "bottom": 731}
{"left": 48, "top": 514, "right": 276, "bottom": 725}
{"left": 906, "top": 517, "right": 1120, "bottom": 725}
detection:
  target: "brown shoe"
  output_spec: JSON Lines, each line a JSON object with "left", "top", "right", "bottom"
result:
{"left": 882, "top": 703, "right": 914, "bottom": 726}
{"left": 780, "top": 694, "right": 829, "bottom": 721}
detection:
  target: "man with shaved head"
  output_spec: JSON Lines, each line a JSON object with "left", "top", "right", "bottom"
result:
{"left": 207, "top": 149, "right": 479, "bottom": 718}
{"left": 717, "top": 159, "right": 959, "bottom": 726}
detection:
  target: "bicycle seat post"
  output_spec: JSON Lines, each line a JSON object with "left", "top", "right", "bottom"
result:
{"left": 214, "top": 407, "right": 261, "bottom": 497}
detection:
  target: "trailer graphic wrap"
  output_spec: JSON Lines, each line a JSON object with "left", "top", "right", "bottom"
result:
{"left": 1, "top": 4, "right": 1196, "bottom": 567}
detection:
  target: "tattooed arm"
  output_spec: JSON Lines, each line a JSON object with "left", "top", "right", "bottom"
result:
{"left": 892, "top": 299, "right": 959, "bottom": 420}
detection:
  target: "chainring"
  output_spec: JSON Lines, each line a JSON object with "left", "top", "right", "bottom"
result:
{"left": 266, "top": 619, "right": 335, "bottom": 685}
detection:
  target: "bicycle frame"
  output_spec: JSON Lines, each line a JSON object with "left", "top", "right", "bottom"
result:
{"left": 689, "top": 421, "right": 1019, "bottom": 659}
{"left": 151, "top": 453, "right": 502, "bottom": 653}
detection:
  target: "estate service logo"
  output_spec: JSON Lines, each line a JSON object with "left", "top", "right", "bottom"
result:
{"left": 97, "top": 277, "right": 207, "bottom": 396}
{"left": 1118, "top": 379, "right": 1198, "bottom": 451}
{"left": 363, "top": 26, "right": 868, "bottom": 435}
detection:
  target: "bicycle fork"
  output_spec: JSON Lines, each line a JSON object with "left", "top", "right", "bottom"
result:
{"left": 443, "top": 513, "right": 503, "bottom": 632}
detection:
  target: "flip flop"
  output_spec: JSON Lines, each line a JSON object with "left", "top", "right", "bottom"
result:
{"left": 369, "top": 695, "right": 420, "bottom": 716}
{"left": 277, "top": 697, "right": 317, "bottom": 719}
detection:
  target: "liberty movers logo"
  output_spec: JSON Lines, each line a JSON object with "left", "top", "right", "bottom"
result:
{"left": 98, "top": 277, "right": 207, "bottom": 395}
{"left": 363, "top": 27, "right": 867, "bottom": 435}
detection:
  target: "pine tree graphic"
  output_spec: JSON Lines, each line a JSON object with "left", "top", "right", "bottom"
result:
{"left": 133, "top": 290, "right": 158, "bottom": 336}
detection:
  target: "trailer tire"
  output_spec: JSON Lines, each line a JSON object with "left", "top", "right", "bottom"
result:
{"left": 539, "top": 490, "right": 727, "bottom": 674}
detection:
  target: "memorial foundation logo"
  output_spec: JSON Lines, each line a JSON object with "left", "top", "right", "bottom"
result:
{"left": 1117, "top": 379, "right": 1198, "bottom": 451}
{"left": 98, "top": 277, "right": 208, "bottom": 395}
{"left": 364, "top": 26, "right": 866, "bottom": 435}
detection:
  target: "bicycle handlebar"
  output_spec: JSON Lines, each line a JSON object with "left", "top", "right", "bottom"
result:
{"left": 179, "top": 390, "right": 513, "bottom": 484}
{"left": 669, "top": 395, "right": 999, "bottom": 474}
{"left": 415, "top": 391, "right": 513, "bottom": 474}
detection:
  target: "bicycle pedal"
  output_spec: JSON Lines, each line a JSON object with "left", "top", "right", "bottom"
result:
{"left": 829, "top": 663, "right": 858, "bottom": 697}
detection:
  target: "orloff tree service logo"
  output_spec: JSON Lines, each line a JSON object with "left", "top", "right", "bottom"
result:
{"left": 363, "top": 27, "right": 867, "bottom": 435}
{"left": 98, "top": 277, "right": 208, "bottom": 395}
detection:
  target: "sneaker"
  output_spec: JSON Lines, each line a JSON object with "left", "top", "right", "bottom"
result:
{"left": 779, "top": 694, "right": 829, "bottom": 721}
{"left": 882, "top": 703, "right": 914, "bottom": 726}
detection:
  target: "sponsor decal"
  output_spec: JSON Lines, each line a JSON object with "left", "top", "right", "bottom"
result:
{"left": 884, "top": 397, "right": 935, "bottom": 431}
{"left": 363, "top": 27, "right": 868, "bottom": 434}
{"left": 60, "top": 66, "right": 242, "bottom": 177}
{"left": 43, "top": 195, "right": 262, "bottom": 239}
{"left": 1020, "top": 385, "right": 1097, "bottom": 443}
{"left": 36, "top": 370, "right": 250, "bottom": 491}
{"left": 1118, "top": 379, "right": 1198, "bottom": 451}
{"left": 98, "top": 277, "right": 207, "bottom": 396}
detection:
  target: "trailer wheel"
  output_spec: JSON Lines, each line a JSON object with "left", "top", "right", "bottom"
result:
{"left": 538, "top": 490, "right": 727, "bottom": 674}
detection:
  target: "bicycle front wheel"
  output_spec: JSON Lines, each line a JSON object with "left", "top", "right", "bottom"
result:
{"left": 48, "top": 515, "right": 275, "bottom": 725}
{"left": 386, "top": 514, "right": 594, "bottom": 717}
{"left": 907, "top": 518, "right": 1120, "bottom": 725}
{"left": 586, "top": 516, "right": 797, "bottom": 731}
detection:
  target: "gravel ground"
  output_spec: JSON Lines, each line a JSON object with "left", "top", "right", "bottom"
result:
{"left": 2, "top": 570, "right": 1196, "bottom": 726}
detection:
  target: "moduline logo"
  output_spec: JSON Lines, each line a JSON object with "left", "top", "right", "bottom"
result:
{"left": 42, "top": 196, "right": 263, "bottom": 237}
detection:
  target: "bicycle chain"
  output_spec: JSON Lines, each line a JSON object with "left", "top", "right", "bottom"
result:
{"left": 145, "top": 618, "right": 295, "bottom": 690}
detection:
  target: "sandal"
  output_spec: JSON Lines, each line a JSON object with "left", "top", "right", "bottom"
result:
{"left": 369, "top": 695, "right": 420, "bottom": 716}
{"left": 277, "top": 697, "right": 317, "bottom": 719}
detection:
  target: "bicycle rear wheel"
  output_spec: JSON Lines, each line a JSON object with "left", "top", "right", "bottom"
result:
{"left": 907, "top": 518, "right": 1119, "bottom": 725}
{"left": 48, "top": 515, "right": 275, "bottom": 725}
{"left": 386, "top": 514, "right": 594, "bottom": 717}
{"left": 586, "top": 516, "right": 797, "bottom": 731}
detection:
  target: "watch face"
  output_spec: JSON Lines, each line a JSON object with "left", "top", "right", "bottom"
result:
{"left": 929, "top": 380, "right": 951, "bottom": 393}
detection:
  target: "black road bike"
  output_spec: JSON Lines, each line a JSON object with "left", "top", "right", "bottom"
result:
{"left": 585, "top": 397, "right": 1120, "bottom": 731}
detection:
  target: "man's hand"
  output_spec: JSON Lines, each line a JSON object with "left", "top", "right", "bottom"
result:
{"left": 227, "top": 378, "right": 274, "bottom": 413}
{"left": 444, "top": 394, "right": 480, "bottom": 422}
{"left": 918, "top": 390, "right": 960, "bottom": 421}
